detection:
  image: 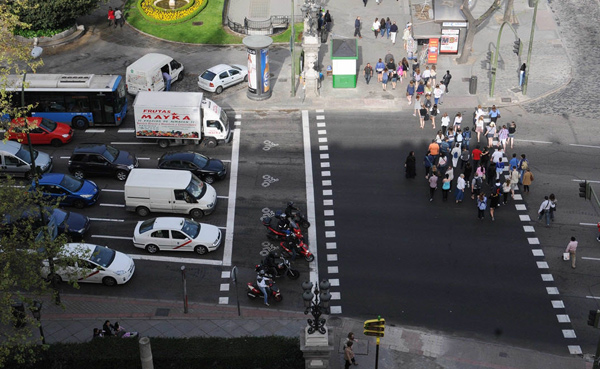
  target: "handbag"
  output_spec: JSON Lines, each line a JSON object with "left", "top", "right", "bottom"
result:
{"left": 563, "top": 252, "right": 570, "bottom": 261}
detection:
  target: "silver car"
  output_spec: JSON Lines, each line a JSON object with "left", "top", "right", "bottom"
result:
{"left": 197, "top": 64, "right": 248, "bottom": 94}
{"left": 0, "top": 140, "right": 52, "bottom": 180}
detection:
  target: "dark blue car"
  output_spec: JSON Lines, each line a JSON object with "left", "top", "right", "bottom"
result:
{"left": 32, "top": 173, "right": 99, "bottom": 209}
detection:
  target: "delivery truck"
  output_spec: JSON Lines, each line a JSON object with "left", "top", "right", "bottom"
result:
{"left": 133, "top": 91, "right": 232, "bottom": 148}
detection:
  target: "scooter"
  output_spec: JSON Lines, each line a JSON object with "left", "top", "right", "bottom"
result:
{"left": 262, "top": 216, "right": 305, "bottom": 242}
{"left": 247, "top": 278, "right": 283, "bottom": 302}
{"left": 256, "top": 256, "right": 300, "bottom": 280}
{"left": 280, "top": 233, "right": 314, "bottom": 262}
{"left": 282, "top": 202, "right": 311, "bottom": 229}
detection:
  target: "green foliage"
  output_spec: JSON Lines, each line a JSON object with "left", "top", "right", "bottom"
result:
{"left": 7, "top": 336, "right": 305, "bottom": 369}
{"left": 12, "top": 26, "right": 72, "bottom": 39}
{"left": 135, "top": 0, "right": 208, "bottom": 24}
{"left": 11, "top": 0, "right": 102, "bottom": 31}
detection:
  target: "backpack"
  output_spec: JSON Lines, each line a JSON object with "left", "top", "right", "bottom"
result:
{"left": 521, "top": 160, "right": 529, "bottom": 170}
{"left": 474, "top": 177, "right": 482, "bottom": 189}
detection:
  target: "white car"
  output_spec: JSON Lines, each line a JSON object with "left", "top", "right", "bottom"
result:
{"left": 133, "top": 217, "right": 221, "bottom": 255}
{"left": 42, "top": 243, "right": 135, "bottom": 286}
{"left": 197, "top": 64, "right": 248, "bottom": 94}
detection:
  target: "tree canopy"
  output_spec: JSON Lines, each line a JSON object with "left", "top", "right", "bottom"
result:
{"left": 9, "top": 0, "right": 104, "bottom": 32}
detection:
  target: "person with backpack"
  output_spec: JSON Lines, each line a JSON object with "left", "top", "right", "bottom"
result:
{"left": 477, "top": 193, "right": 487, "bottom": 220}
{"left": 451, "top": 143, "right": 461, "bottom": 168}
{"left": 537, "top": 196, "right": 554, "bottom": 227}
{"left": 471, "top": 174, "right": 483, "bottom": 200}
{"left": 518, "top": 154, "right": 529, "bottom": 184}
{"left": 459, "top": 147, "right": 470, "bottom": 169}
{"left": 489, "top": 182, "right": 501, "bottom": 221}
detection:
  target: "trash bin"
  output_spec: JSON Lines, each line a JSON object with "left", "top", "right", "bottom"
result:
{"left": 469, "top": 75, "right": 477, "bottom": 95}
{"left": 321, "top": 29, "right": 328, "bottom": 44}
{"left": 528, "top": 0, "right": 534, "bottom": 7}
{"left": 11, "top": 302, "right": 26, "bottom": 328}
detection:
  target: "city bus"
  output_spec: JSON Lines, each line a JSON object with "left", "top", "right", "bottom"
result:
{"left": 5, "top": 74, "right": 128, "bottom": 129}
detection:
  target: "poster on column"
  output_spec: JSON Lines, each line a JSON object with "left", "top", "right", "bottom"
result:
{"left": 247, "top": 48, "right": 257, "bottom": 93}
{"left": 260, "top": 48, "right": 270, "bottom": 93}
{"left": 440, "top": 29, "right": 459, "bottom": 54}
{"left": 427, "top": 38, "right": 439, "bottom": 64}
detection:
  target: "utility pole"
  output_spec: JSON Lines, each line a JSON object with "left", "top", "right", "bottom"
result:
{"left": 522, "top": 0, "right": 539, "bottom": 95}
{"left": 290, "top": 0, "right": 296, "bottom": 97}
{"left": 489, "top": 21, "right": 519, "bottom": 97}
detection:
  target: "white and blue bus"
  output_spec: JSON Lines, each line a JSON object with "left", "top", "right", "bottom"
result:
{"left": 5, "top": 74, "right": 128, "bottom": 129}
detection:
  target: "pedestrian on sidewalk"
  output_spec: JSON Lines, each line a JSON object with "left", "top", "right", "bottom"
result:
{"left": 390, "top": 21, "right": 398, "bottom": 44}
{"left": 406, "top": 80, "right": 415, "bottom": 104}
{"left": 402, "top": 23, "right": 412, "bottom": 51}
{"left": 363, "top": 0, "right": 368, "bottom": 7}
{"left": 363, "top": 63, "right": 373, "bottom": 84}
{"left": 463, "top": 127, "right": 472, "bottom": 151}
{"left": 471, "top": 174, "right": 483, "bottom": 199}
{"left": 372, "top": 18, "right": 380, "bottom": 38}
{"left": 401, "top": 57, "right": 409, "bottom": 78}
{"left": 413, "top": 94, "right": 421, "bottom": 116}
{"left": 385, "top": 17, "right": 391, "bottom": 38}
{"left": 451, "top": 143, "right": 461, "bottom": 168}
{"left": 474, "top": 116, "right": 485, "bottom": 143}
{"left": 459, "top": 147, "right": 470, "bottom": 169}
{"left": 107, "top": 7, "right": 115, "bottom": 27}
{"left": 477, "top": 193, "right": 487, "bottom": 219}
{"left": 453, "top": 112, "right": 462, "bottom": 130}
{"left": 345, "top": 332, "right": 359, "bottom": 348}
{"left": 441, "top": 174, "right": 451, "bottom": 201}
{"left": 102, "top": 320, "right": 115, "bottom": 336}
{"left": 430, "top": 66, "right": 437, "bottom": 86}
{"left": 463, "top": 161, "right": 473, "bottom": 184}
{"left": 424, "top": 152, "right": 434, "bottom": 179}
{"left": 415, "top": 80, "right": 425, "bottom": 95}
{"left": 440, "top": 113, "right": 450, "bottom": 135}
{"left": 405, "top": 151, "right": 416, "bottom": 178}
{"left": 114, "top": 8, "right": 123, "bottom": 28}
{"left": 549, "top": 193, "right": 557, "bottom": 222}
{"left": 379, "top": 18, "right": 386, "bottom": 37}
{"left": 537, "top": 196, "right": 553, "bottom": 226}
{"left": 324, "top": 10, "right": 332, "bottom": 32}
{"left": 344, "top": 341, "right": 357, "bottom": 368}
{"left": 508, "top": 121, "right": 517, "bottom": 149}
{"left": 354, "top": 16, "right": 362, "bottom": 38}
{"left": 522, "top": 168, "right": 533, "bottom": 193}
{"left": 441, "top": 70, "right": 452, "bottom": 92}
{"left": 433, "top": 84, "right": 443, "bottom": 105}
{"left": 419, "top": 104, "right": 428, "bottom": 129}
{"left": 381, "top": 68, "right": 389, "bottom": 91}
{"left": 485, "top": 122, "right": 496, "bottom": 148}
{"left": 429, "top": 171, "right": 438, "bottom": 201}
{"left": 455, "top": 174, "right": 466, "bottom": 203}
{"left": 565, "top": 236, "right": 578, "bottom": 269}
{"left": 375, "top": 58, "right": 385, "bottom": 82}
{"left": 498, "top": 125, "right": 509, "bottom": 150}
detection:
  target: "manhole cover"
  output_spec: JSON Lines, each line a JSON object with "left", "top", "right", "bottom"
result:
{"left": 192, "top": 22, "right": 203, "bottom": 26}
{"left": 155, "top": 308, "right": 170, "bottom": 317}
{"left": 510, "top": 88, "right": 521, "bottom": 93}
{"left": 501, "top": 97, "right": 512, "bottom": 102}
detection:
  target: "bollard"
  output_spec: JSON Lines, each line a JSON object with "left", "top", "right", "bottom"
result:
{"left": 139, "top": 336, "right": 154, "bottom": 369}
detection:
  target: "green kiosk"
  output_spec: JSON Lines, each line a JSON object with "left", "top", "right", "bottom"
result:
{"left": 330, "top": 39, "right": 358, "bottom": 88}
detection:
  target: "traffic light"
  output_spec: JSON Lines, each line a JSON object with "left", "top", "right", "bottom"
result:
{"left": 513, "top": 39, "right": 521, "bottom": 56}
{"left": 579, "top": 180, "right": 589, "bottom": 199}
{"left": 588, "top": 310, "right": 600, "bottom": 327}
{"left": 364, "top": 317, "right": 385, "bottom": 337}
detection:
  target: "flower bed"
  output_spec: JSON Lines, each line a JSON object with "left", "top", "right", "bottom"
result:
{"left": 137, "top": 0, "right": 207, "bottom": 23}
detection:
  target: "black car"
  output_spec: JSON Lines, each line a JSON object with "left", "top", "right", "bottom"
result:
{"left": 158, "top": 151, "right": 227, "bottom": 184}
{"left": 1, "top": 206, "right": 90, "bottom": 242}
{"left": 68, "top": 144, "right": 138, "bottom": 181}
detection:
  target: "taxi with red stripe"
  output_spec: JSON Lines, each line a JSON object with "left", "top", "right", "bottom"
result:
{"left": 133, "top": 217, "right": 221, "bottom": 255}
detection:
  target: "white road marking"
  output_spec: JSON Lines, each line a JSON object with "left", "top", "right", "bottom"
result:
{"left": 321, "top": 171, "right": 331, "bottom": 177}
{"left": 85, "top": 129, "right": 105, "bottom": 133}
{"left": 222, "top": 160, "right": 231, "bottom": 163}
{"left": 315, "top": 109, "right": 324, "bottom": 113}
{"left": 532, "top": 249, "right": 544, "bottom": 256}
{"left": 570, "top": 144, "right": 600, "bottom": 149}
{"left": 516, "top": 139, "right": 553, "bottom": 144}
{"left": 318, "top": 137, "right": 328, "bottom": 143}
{"left": 91, "top": 235, "right": 132, "bottom": 240}
{"left": 320, "top": 162, "right": 330, "bottom": 168}
{"left": 326, "top": 242, "right": 336, "bottom": 249}
{"left": 322, "top": 180, "right": 332, "bottom": 186}
{"left": 101, "top": 189, "right": 124, "bottom": 193}
{"left": 519, "top": 215, "right": 531, "bottom": 221}
{"left": 221, "top": 271, "right": 230, "bottom": 278}
{"left": 99, "top": 203, "right": 125, "bottom": 207}
{"left": 329, "top": 278, "right": 339, "bottom": 286}
{"left": 219, "top": 297, "right": 229, "bottom": 304}
{"left": 320, "top": 153, "right": 329, "bottom": 159}
{"left": 318, "top": 130, "right": 327, "bottom": 135}
{"left": 562, "top": 330, "right": 576, "bottom": 338}
{"left": 513, "top": 194, "right": 522, "bottom": 200}
{"left": 328, "top": 266, "right": 338, "bottom": 274}
{"left": 316, "top": 115, "right": 325, "bottom": 120}
{"left": 137, "top": 157, "right": 150, "bottom": 160}
{"left": 235, "top": 114, "right": 242, "bottom": 119}
{"left": 222, "top": 128, "right": 241, "bottom": 267}
{"left": 118, "top": 129, "right": 135, "bottom": 133}
{"left": 129, "top": 253, "right": 223, "bottom": 266}
{"left": 325, "top": 231, "right": 336, "bottom": 238}
{"left": 557, "top": 314, "right": 570, "bottom": 323}
{"left": 515, "top": 204, "right": 526, "bottom": 211}
{"left": 330, "top": 292, "right": 341, "bottom": 300}
{"left": 527, "top": 238, "right": 540, "bottom": 244}
{"left": 324, "top": 220, "right": 335, "bottom": 227}
{"left": 580, "top": 223, "right": 598, "bottom": 226}
{"left": 323, "top": 189, "right": 332, "bottom": 196}
{"left": 572, "top": 179, "right": 600, "bottom": 184}
{"left": 323, "top": 199, "right": 333, "bottom": 206}
{"left": 582, "top": 257, "right": 600, "bottom": 261}
{"left": 541, "top": 274, "right": 554, "bottom": 281}
{"left": 586, "top": 296, "right": 600, "bottom": 300}
{"left": 89, "top": 218, "right": 125, "bottom": 222}
{"left": 324, "top": 210, "right": 334, "bottom": 216}
{"left": 330, "top": 306, "right": 342, "bottom": 314}
{"left": 60, "top": 156, "right": 71, "bottom": 159}
{"left": 327, "top": 254, "right": 338, "bottom": 262}
{"left": 217, "top": 196, "right": 229, "bottom": 199}
{"left": 536, "top": 262, "right": 549, "bottom": 269}
{"left": 220, "top": 283, "right": 230, "bottom": 291}
{"left": 568, "top": 346, "right": 582, "bottom": 355}
{"left": 551, "top": 300, "right": 565, "bottom": 308}
{"left": 523, "top": 226, "right": 535, "bottom": 232}
{"left": 319, "top": 145, "right": 328, "bottom": 151}
{"left": 234, "top": 121, "right": 241, "bottom": 126}
{"left": 317, "top": 122, "right": 326, "bottom": 128}
{"left": 303, "top": 110, "right": 319, "bottom": 285}
{"left": 546, "top": 287, "right": 559, "bottom": 295}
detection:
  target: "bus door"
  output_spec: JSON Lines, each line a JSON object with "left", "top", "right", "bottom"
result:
{"left": 90, "top": 93, "right": 115, "bottom": 124}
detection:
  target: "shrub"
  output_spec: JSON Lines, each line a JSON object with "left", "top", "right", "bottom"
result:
{"left": 137, "top": 0, "right": 207, "bottom": 24}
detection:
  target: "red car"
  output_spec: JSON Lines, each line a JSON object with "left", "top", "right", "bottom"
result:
{"left": 6, "top": 117, "right": 73, "bottom": 147}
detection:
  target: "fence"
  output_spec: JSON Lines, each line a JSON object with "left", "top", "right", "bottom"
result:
{"left": 225, "top": 13, "right": 305, "bottom": 35}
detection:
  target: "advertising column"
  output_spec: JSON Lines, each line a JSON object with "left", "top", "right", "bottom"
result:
{"left": 243, "top": 35, "right": 273, "bottom": 101}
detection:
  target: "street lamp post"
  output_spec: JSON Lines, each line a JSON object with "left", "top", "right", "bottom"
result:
{"left": 29, "top": 300, "right": 45, "bottom": 344}
{"left": 302, "top": 280, "right": 331, "bottom": 334}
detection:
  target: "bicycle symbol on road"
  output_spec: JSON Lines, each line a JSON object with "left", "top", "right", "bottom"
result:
{"left": 260, "top": 241, "right": 279, "bottom": 257}
{"left": 263, "top": 140, "right": 279, "bottom": 151}
{"left": 262, "top": 174, "right": 279, "bottom": 187}
{"left": 260, "top": 207, "right": 275, "bottom": 222}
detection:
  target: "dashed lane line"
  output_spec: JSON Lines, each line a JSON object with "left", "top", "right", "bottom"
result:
{"left": 130, "top": 254, "right": 223, "bottom": 266}
{"left": 91, "top": 235, "right": 131, "bottom": 240}
{"left": 89, "top": 218, "right": 124, "bottom": 222}
{"left": 99, "top": 203, "right": 125, "bottom": 207}
{"left": 101, "top": 189, "right": 124, "bottom": 193}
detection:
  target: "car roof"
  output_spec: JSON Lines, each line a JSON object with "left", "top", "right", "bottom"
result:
{"left": 0, "top": 140, "right": 23, "bottom": 155}
{"left": 61, "top": 243, "right": 95, "bottom": 258}
{"left": 150, "top": 217, "right": 186, "bottom": 230}
{"left": 72, "top": 144, "right": 107, "bottom": 154}
{"left": 38, "top": 173, "right": 66, "bottom": 184}
{"left": 206, "top": 64, "right": 236, "bottom": 74}
{"left": 160, "top": 151, "right": 196, "bottom": 162}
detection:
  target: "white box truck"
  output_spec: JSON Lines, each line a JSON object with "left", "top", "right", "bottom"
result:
{"left": 126, "top": 53, "right": 184, "bottom": 95}
{"left": 133, "top": 91, "right": 232, "bottom": 149}
{"left": 124, "top": 169, "right": 217, "bottom": 218}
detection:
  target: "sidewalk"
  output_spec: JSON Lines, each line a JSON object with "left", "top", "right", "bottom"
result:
{"left": 31, "top": 294, "right": 587, "bottom": 369}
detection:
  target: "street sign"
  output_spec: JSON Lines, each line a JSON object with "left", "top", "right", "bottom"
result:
{"left": 364, "top": 318, "right": 385, "bottom": 337}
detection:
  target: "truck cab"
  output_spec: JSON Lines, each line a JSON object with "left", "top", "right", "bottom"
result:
{"left": 201, "top": 98, "right": 231, "bottom": 148}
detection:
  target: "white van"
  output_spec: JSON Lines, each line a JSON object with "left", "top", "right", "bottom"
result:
{"left": 124, "top": 169, "right": 216, "bottom": 218}
{"left": 126, "top": 53, "right": 184, "bottom": 95}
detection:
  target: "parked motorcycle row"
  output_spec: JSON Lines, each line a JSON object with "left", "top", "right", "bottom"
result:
{"left": 247, "top": 202, "right": 311, "bottom": 305}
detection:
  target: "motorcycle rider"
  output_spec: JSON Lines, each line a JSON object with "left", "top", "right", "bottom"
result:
{"left": 277, "top": 212, "right": 291, "bottom": 232}
{"left": 257, "top": 270, "right": 271, "bottom": 306}
{"left": 284, "top": 232, "right": 300, "bottom": 261}
{"left": 285, "top": 201, "right": 300, "bottom": 218}
{"left": 263, "top": 251, "right": 279, "bottom": 277}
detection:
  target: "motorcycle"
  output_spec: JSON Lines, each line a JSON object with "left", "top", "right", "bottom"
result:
{"left": 247, "top": 278, "right": 283, "bottom": 302}
{"left": 280, "top": 232, "right": 314, "bottom": 262}
{"left": 262, "top": 216, "right": 305, "bottom": 242}
{"left": 283, "top": 202, "right": 311, "bottom": 229}
{"left": 257, "top": 256, "right": 300, "bottom": 280}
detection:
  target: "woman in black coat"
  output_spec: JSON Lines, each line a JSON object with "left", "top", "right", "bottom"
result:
{"left": 405, "top": 151, "right": 417, "bottom": 178}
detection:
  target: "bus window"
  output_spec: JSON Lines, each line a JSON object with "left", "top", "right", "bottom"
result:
{"left": 65, "top": 96, "right": 89, "bottom": 112}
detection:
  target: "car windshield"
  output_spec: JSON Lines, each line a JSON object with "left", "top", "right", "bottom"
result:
{"left": 186, "top": 175, "right": 206, "bottom": 199}
{"left": 39, "top": 118, "right": 57, "bottom": 132}
{"left": 59, "top": 174, "right": 84, "bottom": 192}
{"left": 192, "top": 153, "right": 208, "bottom": 168}
{"left": 201, "top": 70, "right": 216, "bottom": 81}
{"left": 51, "top": 208, "right": 69, "bottom": 227}
{"left": 139, "top": 218, "right": 155, "bottom": 234}
{"left": 181, "top": 218, "right": 200, "bottom": 238}
{"left": 15, "top": 146, "right": 38, "bottom": 163}
{"left": 90, "top": 245, "right": 116, "bottom": 268}
{"left": 102, "top": 145, "right": 119, "bottom": 163}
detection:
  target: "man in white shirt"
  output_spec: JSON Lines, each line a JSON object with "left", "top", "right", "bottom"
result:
{"left": 491, "top": 148, "right": 504, "bottom": 164}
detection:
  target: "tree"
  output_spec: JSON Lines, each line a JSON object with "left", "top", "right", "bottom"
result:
{"left": 10, "top": 0, "right": 104, "bottom": 32}
{"left": 457, "top": 0, "right": 502, "bottom": 64}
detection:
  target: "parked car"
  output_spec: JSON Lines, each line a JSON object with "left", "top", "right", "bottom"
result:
{"left": 5, "top": 117, "right": 73, "bottom": 147}
{"left": 1, "top": 206, "right": 90, "bottom": 242}
{"left": 32, "top": 173, "right": 99, "bottom": 209}
{"left": 0, "top": 140, "right": 52, "bottom": 179}
{"left": 157, "top": 151, "right": 227, "bottom": 184}
{"left": 42, "top": 243, "right": 135, "bottom": 286}
{"left": 133, "top": 217, "right": 221, "bottom": 255}
{"left": 68, "top": 144, "right": 138, "bottom": 181}
{"left": 197, "top": 64, "right": 248, "bottom": 94}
